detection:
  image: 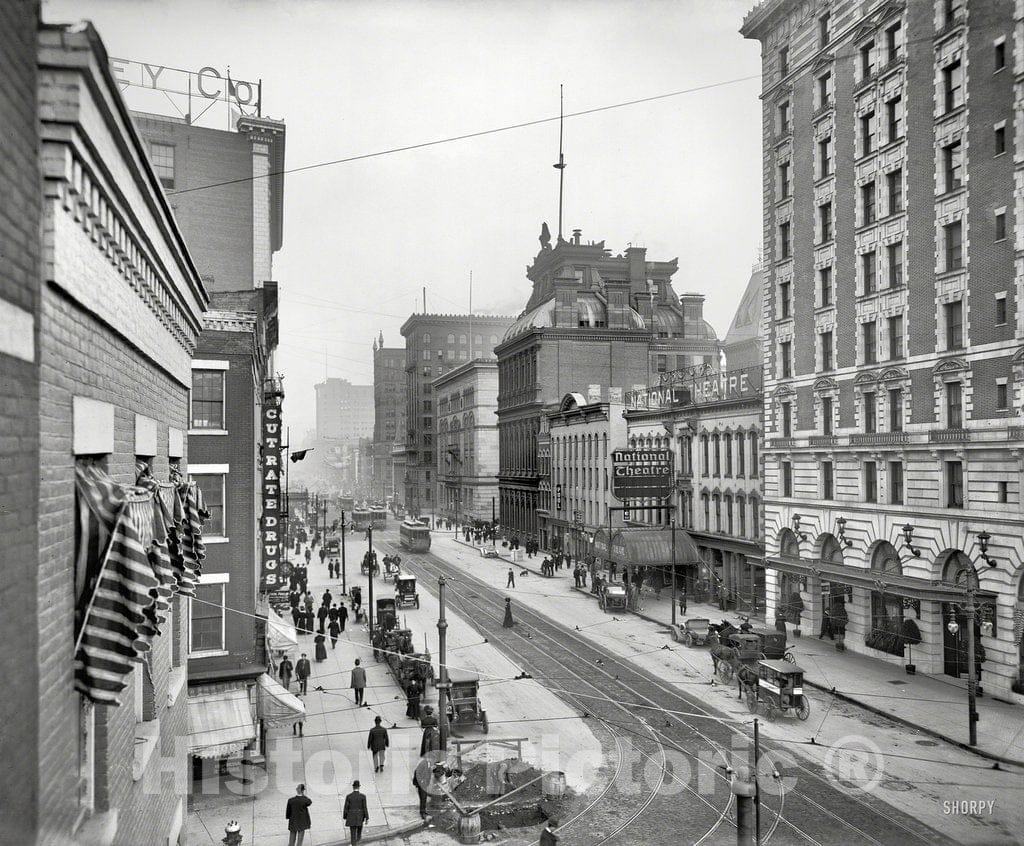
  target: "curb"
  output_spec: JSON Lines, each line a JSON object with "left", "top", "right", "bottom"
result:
{"left": 320, "top": 814, "right": 430, "bottom": 846}
{"left": 569, "top": 588, "right": 1024, "bottom": 768}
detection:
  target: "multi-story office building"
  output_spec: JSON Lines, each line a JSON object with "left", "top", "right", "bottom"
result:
{"left": 372, "top": 332, "right": 405, "bottom": 502}
{"left": 497, "top": 229, "right": 721, "bottom": 545}
{"left": 435, "top": 359, "right": 502, "bottom": 525}
{"left": 315, "top": 377, "right": 375, "bottom": 444}
{"left": 742, "top": 0, "right": 1023, "bottom": 697}
{"left": 399, "top": 313, "right": 513, "bottom": 517}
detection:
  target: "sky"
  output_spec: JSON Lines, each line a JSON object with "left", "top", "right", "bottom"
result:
{"left": 44, "top": 0, "right": 765, "bottom": 438}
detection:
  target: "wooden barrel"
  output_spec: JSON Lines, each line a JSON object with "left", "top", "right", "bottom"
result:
{"left": 542, "top": 770, "right": 566, "bottom": 798}
{"left": 457, "top": 812, "right": 482, "bottom": 844}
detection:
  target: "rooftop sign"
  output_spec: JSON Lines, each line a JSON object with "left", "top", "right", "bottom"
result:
{"left": 625, "top": 365, "right": 762, "bottom": 411}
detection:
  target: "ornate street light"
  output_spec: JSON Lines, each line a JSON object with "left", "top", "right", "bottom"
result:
{"left": 901, "top": 523, "right": 921, "bottom": 557}
{"left": 835, "top": 516, "right": 854, "bottom": 548}
{"left": 791, "top": 513, "right": 807, "bottom": 543}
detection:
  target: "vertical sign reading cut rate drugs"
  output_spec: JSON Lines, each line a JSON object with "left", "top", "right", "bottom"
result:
{"left": 260, "top": 405, "right": 282, "bottom": 591}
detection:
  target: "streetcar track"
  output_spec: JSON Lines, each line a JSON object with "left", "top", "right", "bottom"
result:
{"left": 376, "top": 534, "right": 951, "bottom": 845}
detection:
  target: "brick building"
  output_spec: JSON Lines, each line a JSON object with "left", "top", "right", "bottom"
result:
{"left": 0, "top": 1, "right": 42, "bottom": 838}
{"left": 496, "top": 228, "right": 721, "bottom": 546}
{"left": 742, "top": 0, "right": 1024, "bottom": 697}
{"left": 435, "top": 359, "right": 502, "bottom": 525}
{"left": 372, "top": 331, "right": 405, "bottom": 502}
{"left": 398, "top": 313, "right": 514, "bottom": 518}
{"left": 35, "top": 20, "right": 208, "bottom": 846}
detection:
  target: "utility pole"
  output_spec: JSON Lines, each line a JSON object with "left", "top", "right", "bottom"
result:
{"left": 753, "top": 717, "right": 761, "bottom": 846}
{"left": 438, "top": 575, "right": 450, "bottom": 751}
{"left": 491, "top": 497, "right": 496, "bottom": 546}
{"left": 367, "top": 526, "right": 375, "bottom": 638}
{"left": 340, "top": 509, "right": 347, "bottom": 596}
{"left": 671, "top": 517, "right": 677, "bottom": 627}
{"left": 965, "top": 569, "right": 979, "bottom": 747}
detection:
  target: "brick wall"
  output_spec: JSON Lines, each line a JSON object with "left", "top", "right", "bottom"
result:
{"left": 0, "top": 2, "right": 41, "bottom": 842}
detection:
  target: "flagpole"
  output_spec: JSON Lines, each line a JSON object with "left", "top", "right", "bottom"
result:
{"left": 554, "top": 84, "right": 566, "bottom": 242}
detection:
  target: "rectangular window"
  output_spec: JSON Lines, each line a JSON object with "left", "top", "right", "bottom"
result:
{"left": 819, "top": 12, "right": 830, "bottom": 47}
{"left": 779, "top": 46, "right": 789, "bottom": 76}
{"left": 946, "top": 460, "right": 964, "bottom": 508}
{"left": 656, "top": 354, "right": 668, "bottom": 373}
{"left": 780, "top": 281, "right": 791, "bottom": 318}
{"left": 780, "top": 221, "right": 791, "bottom": 259}
{"left": 819, "top": 137, "right": 832, "bottom": 176}
{"left": 820, "top": 267, "right": 833, "bottom": 306}
{"left": 886, "top": 22, "right": 902, "bottom": 63}
{"left": 946, "top": 380, "right": 963, "bottom": 428}
{"left": 888, "top": 315, "right": 904, "bottom": 360}
{"left": 944, "top": 61, "right": 963, "bottom": 112}
{"left": 782, "top": 461, "right": 792, "bottom": 497}
{"left": 781, "top": 401, "right": 792, "bottom": 437}
{"left": 817, "top": 72, "right": 832, "bottom": 110}
{"left": 780, "top": 341, "right": 792, "bottom": 378}
{"left": 945, "top": 300, "right": 963, "bottom": 349}
{"left": 995, "top": 294, "right": 1007, "bottom": 325}
{"left": 996, "top": 380, "right": 1008, "bottom": 410}
{"left": 887, "top": 169, "right": 903, "bottom": 214}
{"left": 994, "top": 125, "right": 1006, "bottom": 156}
{"left": 862, "top": 182, "right": 876, "bottom": 224}
{"left": 191, "top": 474, "right": 225, "bottom": 535}
{"left": 864, "top": 461, "right": 878, "bottom": 503}
{"left": 944, "top": 0, "right": 964, "bottom": 27}
{"left": 864, "top": 392, "right": 877, "bottom": 434}
{"left": 889, "top": 461, "right": 904, "bottom": 504}
{"left": 822, "top": 461, "right": 834, "bottom": 500}
{"left": 820, "top": 330, "right": 833, "bottom": 371}
{"left": 889, "top": 388, "right": 903, "bottom": 431}
{"left": 779, "top": 161, "right": 791, "bottom": 198}
{"left": 189, "top": 582, "right": 225, "bottom": 653}
{"left": 861, "top": 111, "right": 875, "bottom": 155}
{"left": 191, "top": 370, "right": 225, "bottom": 429}
{"left": 887, "top": 242, "right": 903, "bottom": 287}
{"left": 863, "top": 251, "right": 877, "bottom": 294}
{"left": 863, "top": 321, "right": 877, "bottom": 364}
{"left": 737, "top": 437, "right": 746, "bottom": 477}
{"left": 886, "top": 96, "right": 903, "bottom": 141}
{"left": 751, "top": 438, "right": 758, "bottom": 477}
{"left": 944, "top": 141, "right": 963, "bottom": 192}
{"left": 945, "top": 221, "right": 963, "bottom": 270}
{"left": 822, "top": 397, "right": 833, "bottom": 436}
{"left": 995, "top": 40, "right": 1006, "bottom": 71}
{"left": 778, "top": 101, "right": 790, "bottom": 135}
{"left": 860, "top": 41, "right": 874, "bottom": 78}
{"left": 999, "top": 481, "right": 1008, "bottom": 502}
{"left": 149, "top": 142, "right": 175, "bottom": 189}
{"left": 820, "top": 202, "right": 832, "bottom": 242}
{"left": 995, "top": 210, "right": 1006, "bottom": 241}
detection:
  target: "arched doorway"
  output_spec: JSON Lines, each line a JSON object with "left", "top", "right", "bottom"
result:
{"left": 778, "top": 529, "right": 803, "bottom": 623}
{"left": 1016, "top": 575, "right": 1024, "bottom": 688}
{"left": 819, "top": 535, "right": 850, "bottom": 637}
{"left": 940, "top": 551, "right": 979, "bottom": 680}
{"left": 868, "top": 542, "right": 905, "bottom": 655}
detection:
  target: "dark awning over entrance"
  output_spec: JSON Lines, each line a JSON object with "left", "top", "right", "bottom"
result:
{"left": 766, "top": 556, "right": 997, "bottom": 603}
{"left": 608, "top": 527, "right": 701, "bottom": 567}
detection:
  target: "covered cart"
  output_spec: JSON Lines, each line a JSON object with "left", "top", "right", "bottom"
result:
{"left": 746, "top": 660, "right": 811, "bottom": 721}
{"left": 395, "top": 573, "right": 420, "bottom": 609}
{"left": 446, "top": 671, "right": 487, "bottom": 733}
{"left": 599, "top": 583, "right": 627, "bottom": 613}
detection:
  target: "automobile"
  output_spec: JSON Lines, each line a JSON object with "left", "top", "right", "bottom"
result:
{"left": 482, "top": 548, "right": 501, "bottom": 559}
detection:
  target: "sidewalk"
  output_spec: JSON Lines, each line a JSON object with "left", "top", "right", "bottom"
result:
{"left": 188, "top": 537, "right": 603, "bottom": 846}
{"left": 463, "top": 536, "right": 1024, "bottom": 767}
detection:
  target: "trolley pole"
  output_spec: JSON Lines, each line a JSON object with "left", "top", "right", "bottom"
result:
{"left": 340, "top": 509, "right": 347, "bottom": 596}
{"left": 367, "top": 526, "right": 375, "bottom": 638}
{"left": 438, "top": 575, "right": 450, "bottom": 751}
{"left": 965, "top": 572, "right": 979, "bottom": 747}
{"left": 671, "top": 518, "right": 677, "bottom": 627}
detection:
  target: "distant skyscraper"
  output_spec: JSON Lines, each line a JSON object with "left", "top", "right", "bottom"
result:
{"left": 372, "top": 331, "right": 405, "bottom": 502}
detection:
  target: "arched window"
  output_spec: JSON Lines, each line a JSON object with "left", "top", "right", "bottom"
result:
{"left": 701, "top": 435, "right": 710, "bottom": 475}
{"left": 447, "top": 333, "right": 455, "bottom": 344}
{"left": 724, "top": 433, "right": 733, "bottom": 476}
{"left": 725, "top": 494, "right": 734, "bottom": 534}
{"left": 459, "top": 334, "right": 467, "bottom": 344}
{"left": 868, "top": 541, "right": 905, "bottom": 655}
{"left": 702, "top": 493, "right": 710, "bottom": 530}
{"left": 736, "top": 494, "right": 746, "bottom": 536}
{"left": 490, "top": 334, "right": 498, "bottom": 346}
{"left": 423, "top": 333, "right": 431, "bottom": 345}
{"left": 750, "top": 496, "right": 759, "bottom": 537}
{"left": 713, "top": 434, "right": 721, "bottom": 476}
{"left": 713, "top": 493, "right": 722, "bottom": 532}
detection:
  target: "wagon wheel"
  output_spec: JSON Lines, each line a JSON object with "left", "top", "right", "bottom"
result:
{"left": 784, "top": 651, "right": 796, "bottom": 664}
{"left": 719, "top": 663, "right": 734, "bottom": 682}
{"left": 746, "top": 689, "right": 759, "bottom": 714}
{"left": 481, "top": 711, "right": 489, "bottom": 734}
{"left": 763, "top": 701, "right": 777, "bottom": 721}
{"left": 795, "top": 696, "right": 811, "bottom": 721}
{"left": 685, "top": 632, "right": 693, "bottom": 647}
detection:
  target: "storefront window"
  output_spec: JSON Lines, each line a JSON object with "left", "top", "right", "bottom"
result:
{"left": 867, "top": 541, "right": 904, "bottom": 655}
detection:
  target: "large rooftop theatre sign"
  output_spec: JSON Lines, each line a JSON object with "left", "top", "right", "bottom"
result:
{"left": 625, "top": 365, "right": 762, "bottom": 411}
{"left": 109, "top": 58, "right": 262, "bottom": 130}
{"left": 611, "top": 448, "right": 673, "bottom": 500}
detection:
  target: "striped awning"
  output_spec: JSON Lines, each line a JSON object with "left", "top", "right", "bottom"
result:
{"left": 607, "top": 527, "right": 701, "bottom": 567}
{"left": 256, "top": 674, "right": 305, "bottom": 728}
{"left": 188, "top": 687, "right": 257, "bottom": 759}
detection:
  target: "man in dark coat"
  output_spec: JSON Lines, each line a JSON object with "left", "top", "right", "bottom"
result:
{"left": 405, "top": 679, "right": 421, "bottom": 720}
{"left": 279, "top": 655, "right": 294, "bottom": 691}
{"left": 368, "top": 715, "right": 390, "bottom": 772}
{"left": 295, "top": 653, "right": 311, "bottom": 695}
{"left": 285, "top": 783, "right": 312, "bottom": 846}
{"left": 343, "top": 780, "right": 369, "bottom": 844}
{"left": 317, "top": 603, "right": 330, "bottom": 634}
{"left": 328, "top": 618, "right": 341, "bottom": 649}
{"left": 338, "top": 601, "right": 349, "bottom": 631}
{"left": 351, "top": 658, "right": 367, "bottom": 706}
{"left": 322, "top": 588, "right": 333, "bottom": 608}
{"left": 412, "top": 758, "right": 433, "bottom": 819}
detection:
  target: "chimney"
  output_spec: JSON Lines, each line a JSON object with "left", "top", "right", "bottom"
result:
{"left": 572, "top": 229, "right": 582, "bottom": 246}
{"left": 679, "top": 293, "right": 706, "bottom": 338}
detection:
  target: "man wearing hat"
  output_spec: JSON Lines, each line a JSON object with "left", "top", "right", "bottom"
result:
{"left": 343, "top": 780, "right": 369, "bottom": 844}
{"left": 285, "top": 783, "right": 312, "bottom": 846}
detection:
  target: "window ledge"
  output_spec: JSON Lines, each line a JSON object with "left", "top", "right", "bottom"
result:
{"left": 133, "top": 720, "right": 160, "bottom": 781}
{"left": 204, "top": 536, "right": 229, "bottom": 545}
{"left": 188, "top": 428, "right": 229, "bottom": 436}
{"left": 189, "top": 649, "right": 229, "bottom": 659}
{"left": 166, "top": 665, "right": 187, "bottom": 707}
{"left": 75, "top": 809, "right": 119, "bottom": 846}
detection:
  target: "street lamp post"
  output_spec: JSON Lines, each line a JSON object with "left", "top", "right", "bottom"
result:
{"left": 367, "top": 526, "right": 375, "bottom": 639}
{"left": 437, "top": 575, "right": 450, "bottom": 751}
{"left": 340, "top": 508, "right": 347, "bottom": 596}
{"left": 671, "top": 517, "right": 677, "bottom": 627}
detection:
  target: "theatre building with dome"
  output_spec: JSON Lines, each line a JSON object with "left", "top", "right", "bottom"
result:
{"left": 494, "top": 227, "right": 721, "bottom": 548}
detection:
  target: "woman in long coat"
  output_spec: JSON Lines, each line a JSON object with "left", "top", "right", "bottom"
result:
{"left": 314, "top": 633, "right": 328, "bottom": 662}
{"left": 406, "top": 679, "right": 421, "bottom": 720}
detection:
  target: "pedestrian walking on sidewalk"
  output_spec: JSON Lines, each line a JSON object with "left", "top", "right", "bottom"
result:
{"left": 351, "top": 658, "right": 367, "bottom": 706}
{"left": 506, "top": 568, "right": 515, "bottom": 589}
{"left": 405, "top": 679, "right": 421, "bottom": 720}
{"left": 305, "top": 548, "right": 312, "bottom": 565}
{"left": 322, "top": 588, "right": 333, "bottom": 608}
{"left": 279, "top": 655, "right": 294, "bottom": 691}
{"left": 343, "top": 781, "right": 369, "bottom": 844}
{"left": 413, "top": 758, "right": 431, "bottom": 818}
{"left": 329, "top": 618, "right": 341, "bottom": 648}
{"left": 368, "top": 716, "right": 389, "bottom": 771}
{"left": 285, "top": 784, "right": 312, "bottom": 846}
{"left": 295, "top": 653, "right": 311, "bottom": 695}
{"left": 338, "top": 602, "right": 349, "bottom": 632}
{"left": 314, "top": 633, "right": 328, "bottom": 662}
{"left": 319, "top": 547, "right": 326, "bottom": 564}
{"left": 317, "top": 603, "right": 329, "bottom": 634}
{"left": 503, "top": 597, "right": 515, "bottom": 628}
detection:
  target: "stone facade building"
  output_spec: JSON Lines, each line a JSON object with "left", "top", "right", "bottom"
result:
{"left": 435, "top": 359, "right": 501, "bottom": 524}
{"left": 398, "top": 313, "right": 513, "bottom": 518}
{"left": 372, "top": 332, "right": 405, "bottom": 502}
{"left": 742, "top": 0, "right": 1024, "bottom": 697}
{"left": 496, "top": 229, "right": 721, "bottom": 545}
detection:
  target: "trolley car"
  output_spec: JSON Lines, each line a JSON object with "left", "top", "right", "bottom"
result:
{"left": 352, "top": 508, "right": 387, "bottom": 532}
{"left": 399, "top": 519, "right": 432, "bottom": 552}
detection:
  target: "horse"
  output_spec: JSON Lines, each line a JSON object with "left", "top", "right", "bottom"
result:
{"left": 710, "top": 644, "right": 736, "bottom": 676}
{"left": 735, "top": 662, "right": 759, "bottom": 700}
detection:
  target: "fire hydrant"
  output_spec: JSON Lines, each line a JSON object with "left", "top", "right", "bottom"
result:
{"left": 223, "top": 820, "right": 242, "bottom": 845}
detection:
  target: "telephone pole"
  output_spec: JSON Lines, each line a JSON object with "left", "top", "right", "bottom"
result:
{"left": 367, "top": 526, "right": 375, "bottom": 638}
{"left": 340, "top": 509, "right": 347, "bottom": 595}
{"left": 438, "top": 575, "right": 450, "bottom": 751}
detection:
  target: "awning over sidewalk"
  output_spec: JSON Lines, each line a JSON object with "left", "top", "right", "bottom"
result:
{"left": 608, "top": 527, "right": 701, "bottom": 567}
{"left": 187, "top": 687, "right": 257, "bottom": 759}
{"left": 266, "top": 605, "right": 298, "bottom": 654}
{"left": 256, "top": 673, "right": 305, "bottom": 728}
